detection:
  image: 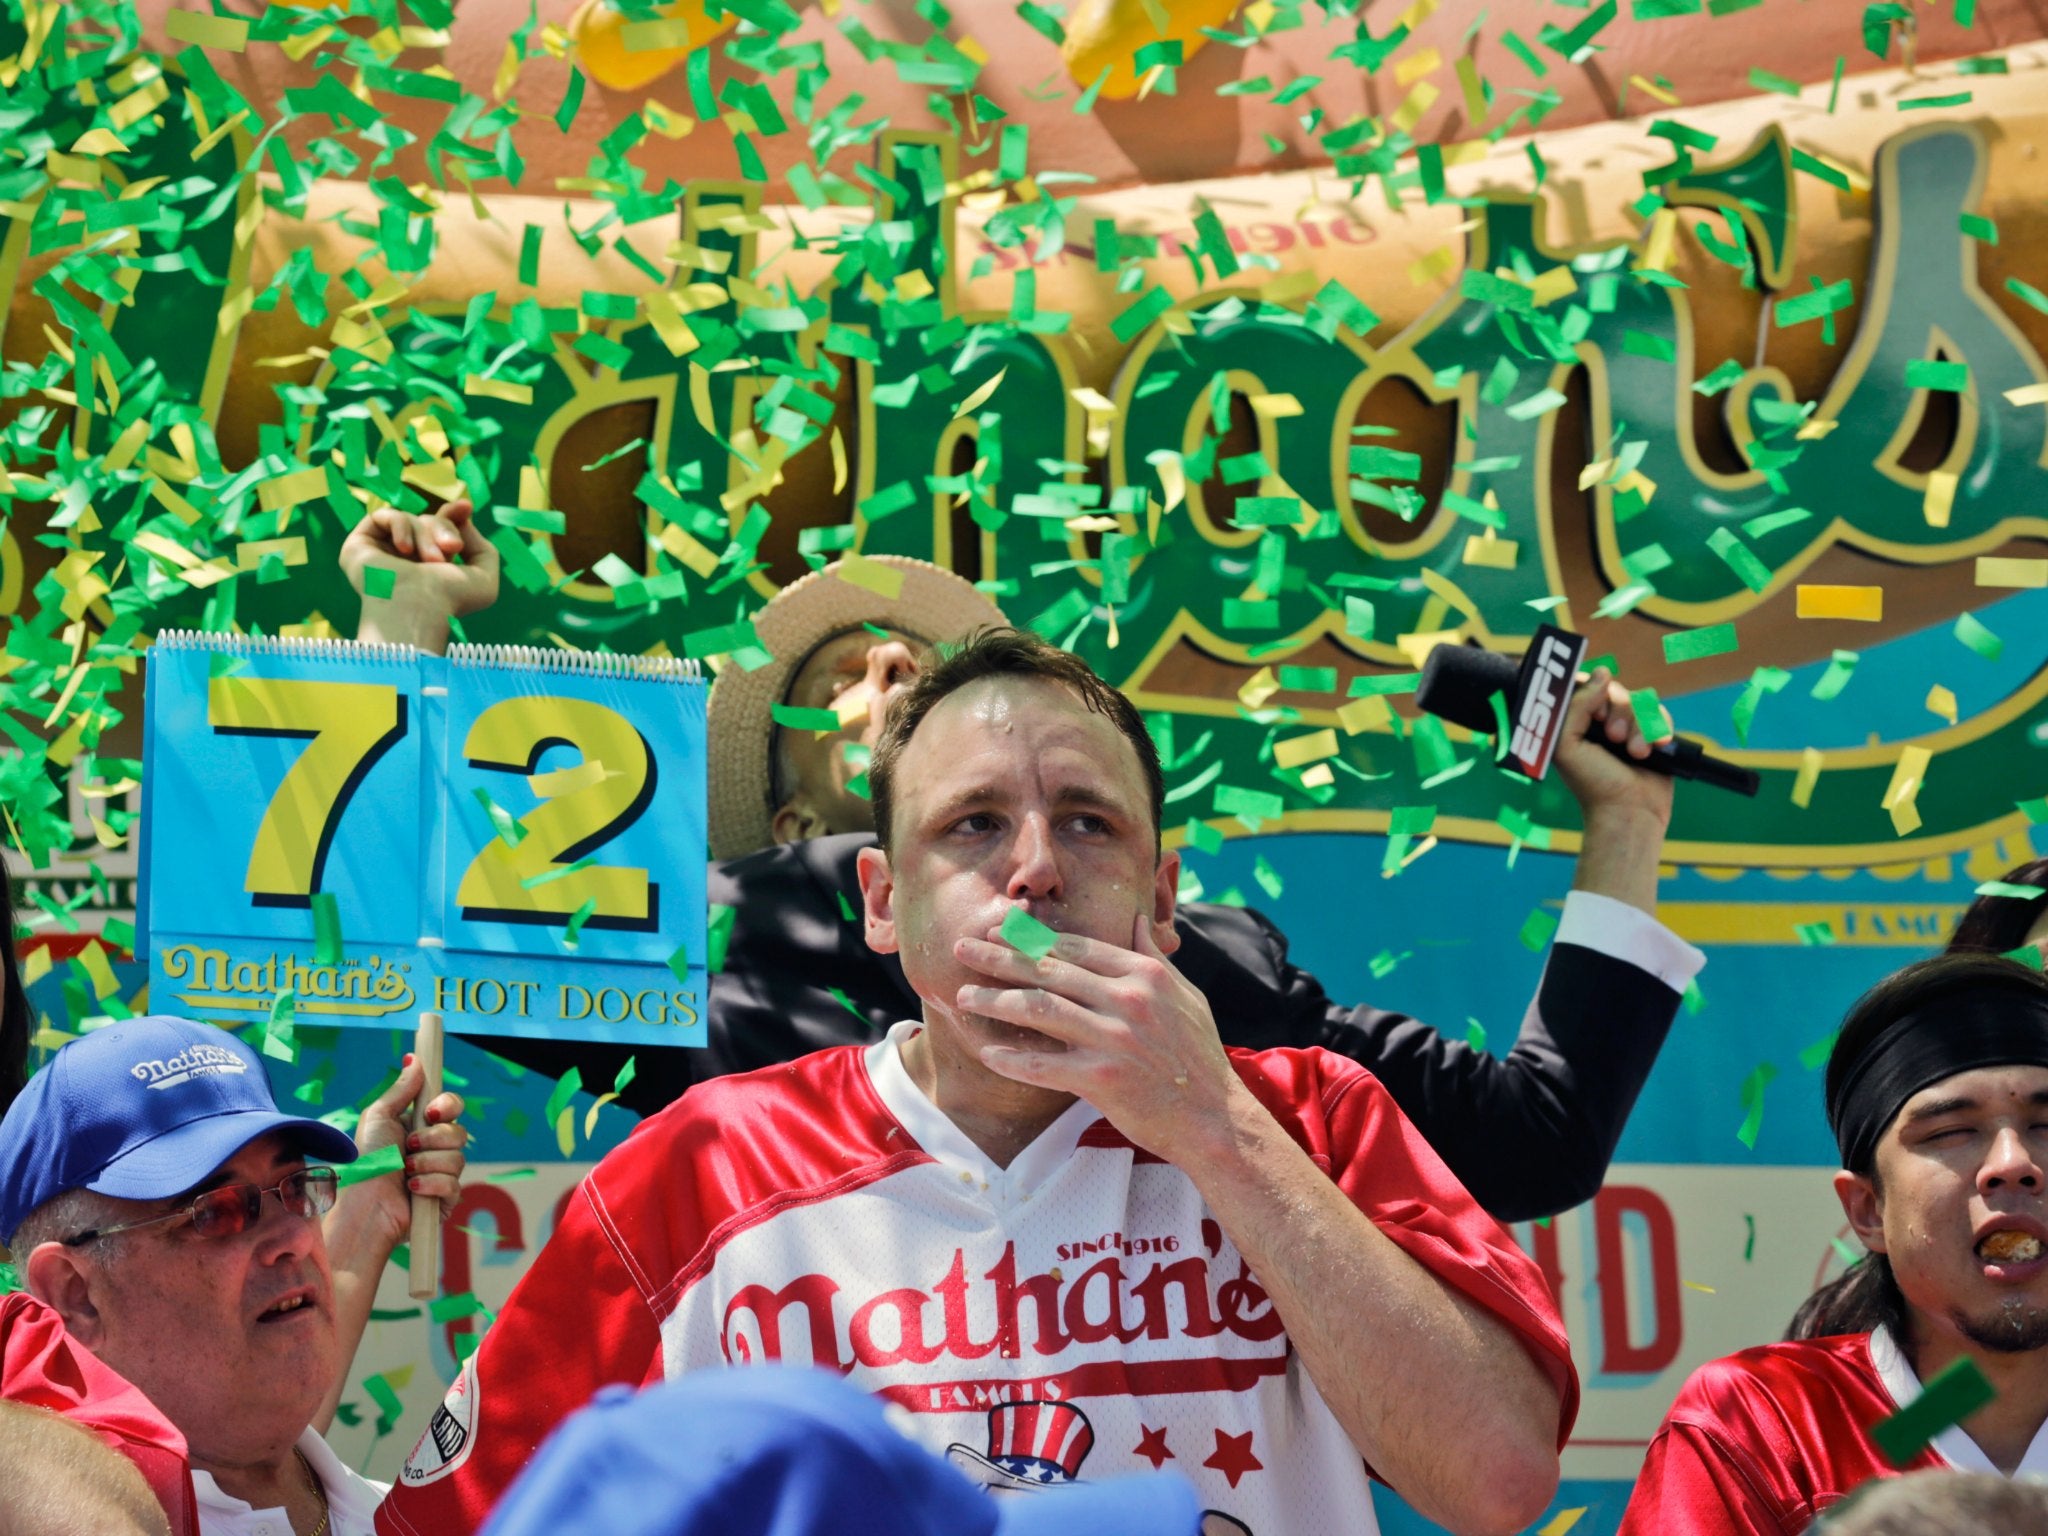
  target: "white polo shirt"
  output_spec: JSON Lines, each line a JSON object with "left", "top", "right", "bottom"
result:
{"left": 192, "top": 1427, "right": 385, "bottom": 1536}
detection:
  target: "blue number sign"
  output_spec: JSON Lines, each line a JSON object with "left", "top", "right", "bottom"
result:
{"left": 141, "top": 634, "right": 708, "bottom": 1046}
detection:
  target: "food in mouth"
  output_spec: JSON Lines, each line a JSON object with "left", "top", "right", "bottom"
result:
{"left": 1978, "top": 1231, "right": 2045, "bottom": 1264}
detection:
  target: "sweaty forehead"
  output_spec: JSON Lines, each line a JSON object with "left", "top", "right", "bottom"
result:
{"left": 907, "top": 676, "right": 1140, "bottom": 783}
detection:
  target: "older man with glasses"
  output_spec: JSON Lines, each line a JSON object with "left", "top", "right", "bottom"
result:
{"left": 0, "top": 1016, "right": 467, "bottom": 1536}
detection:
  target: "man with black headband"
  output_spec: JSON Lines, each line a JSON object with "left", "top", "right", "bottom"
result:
{"left": 1621, "top": 952, "right": 2048, "bottom": 1533}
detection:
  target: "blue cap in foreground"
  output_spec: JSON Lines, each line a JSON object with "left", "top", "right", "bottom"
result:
{"left": 0, "top": 1015, "right": 358, "bottom": 1246}
{"left": 480, "top": 1366, "right": 1207, "bottom": 1536}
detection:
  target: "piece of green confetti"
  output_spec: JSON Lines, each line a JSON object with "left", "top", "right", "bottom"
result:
{"left": 1663, "top": 623, "right": 1737, "bottom": 664}
{"left": 1810, "top": 650, "right": 1859, "bottom": 702}
{"left": 1871, "top": 1356, "right": 1996, "bottom": 1467}
{"left": 1000, "top": 905, "right": 1060, "bottom": 961}
{"left": 362, "top": 565, "right": 396, "bottom": 600}
{"left": 312, "top": 894, "right": 344, "bottom": 967}
{"left": 1517, "top": 907, "right": 1560, "bottom": 952}
{"left": 335, "top": 1144, "right": 404, "bottom": 1188}
{"left": 1735, "top": 1061, "right": 1778, "bottom": 1149}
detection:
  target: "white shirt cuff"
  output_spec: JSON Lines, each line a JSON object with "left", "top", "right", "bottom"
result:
{"left": 1555, "top": 889, "right": 1706, "bottom": 994}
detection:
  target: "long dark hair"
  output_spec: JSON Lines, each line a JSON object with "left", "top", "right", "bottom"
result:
{"left": 0, "top": 868, "right": 30, "bottom": 1119}
{"left": 1949, "top": 856, "right": 2048, "bottom": 954}
{"left": 1785, "top": 1252, "right": 1909, "bottom": 1343}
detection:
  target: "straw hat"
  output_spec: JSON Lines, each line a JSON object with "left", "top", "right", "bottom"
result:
{"left": 705, "top": 556, "right": 1007, "bottom": 860}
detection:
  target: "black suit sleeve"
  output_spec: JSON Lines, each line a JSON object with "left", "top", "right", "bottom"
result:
{"left": 1172, "top": 902, "right": 1681, "bottom": 1223}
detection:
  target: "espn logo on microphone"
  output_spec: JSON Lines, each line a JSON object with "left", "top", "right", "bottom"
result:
{"left": 1505, "top": 626, "right": 1588, "bottom": 782}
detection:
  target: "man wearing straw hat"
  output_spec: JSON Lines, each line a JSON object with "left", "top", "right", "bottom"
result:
{"left": 346, "top": 501, "right": 1700, "bottom": 1223}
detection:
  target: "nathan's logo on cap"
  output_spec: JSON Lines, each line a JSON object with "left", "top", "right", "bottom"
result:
{"left": 129, "top": 1043, "right": 248, "bottom": 1090}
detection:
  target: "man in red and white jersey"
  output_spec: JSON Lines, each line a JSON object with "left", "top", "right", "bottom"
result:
{"left": 1622, "top": 952, "right": 2048, "bottom": 1534}
{"left": 378, "top": 627, "right": 1579, "bottom": 1536}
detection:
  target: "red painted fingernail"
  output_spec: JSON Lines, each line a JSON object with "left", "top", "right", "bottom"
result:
{"left": 408, "top": 1177, "right": 422, "bottom": 1191}
{"left": 404, "top": 1052, "right": 415, "bottom": 1066}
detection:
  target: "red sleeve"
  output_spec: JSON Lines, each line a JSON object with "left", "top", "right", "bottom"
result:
{"left": 1, "top": 1292, "right": 201, "bottom": 1536}
{"left": 374, "top": 1173, "right": 665, "bottom": 1536}
{"left": 1237, "top": 1047, "right": 1580, "bottom": 1445}
{"left": 1619, "top": 1423, "right": 1802, "bottom": 1536}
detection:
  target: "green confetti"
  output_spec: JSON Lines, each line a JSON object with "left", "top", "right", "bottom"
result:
{"left": 1974, "top": 881, "right": 2044, "bottom": 899}
{"left": 1663, "top": 623, "right": 1737, "bottom": 664}
{"left": 1706, "top": 527, "right": 1774, "bottom": 594}
{"left": 1798, "top": 1028, "right": 1841, "bottom": 1070}
{"left": 770, "top": 704, "right": 842, "bottom": 731}
{"left": 262, "top": 990, "right": 297, "bottom": 1064}
{"left": 708, "top": 904, "right": 737, "bottom": 974}
{"left": 312, "top": 893, "right": 344, "bottom": 967}
{"left": 1629, "top": 687, "right": 1674, "bottom": 743}
{"left": 335, "top": 1144, "right": 404, "bottom": 1188}
{"left": 1464, "top": 1018, "right": 1488, "bottom": 1052}
{"left": 473, "top": 787, "right": 527, "bottom": 848}
{"left": 1810, "top": 649, "right": 1859, "bottom": 702}
{"left": 1252, "top": 855, "right": 1284, "bottom": 900}
{"left": 542, "top": 1068, "right": 582, "bottom": 1137}
{"left": 1871, "top": 1356, "right": 1997, "bottom": 1467}
{"left": 1735, "top": 1061, "right": 1778, "bottom": 1149}
{"left": 1517, "top": 907, "right": 1560, "bottom": 952}
{"left": 1904, "top": 358, "right": 1969, "bottom": 392}
{"left": 1954, "top": 612, "right": 2004, "bottom": 661}
{"left": 362, "top": 566, "right": 396, "bottom": 600}
{"left": 1184, "top": 819, "right": 1223, "bottom": 855}
{"left": 999, "top": 905, "right": 1060, "bottom": 960}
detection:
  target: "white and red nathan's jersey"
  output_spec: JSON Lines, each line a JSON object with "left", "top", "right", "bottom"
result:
{"left": 377, "top": 1025, "right": 1576, "bottom": 1536}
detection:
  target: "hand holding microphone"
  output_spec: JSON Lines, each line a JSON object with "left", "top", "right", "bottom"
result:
{"left": 1415, "top": 626, "right": 1761, "bottom": 797}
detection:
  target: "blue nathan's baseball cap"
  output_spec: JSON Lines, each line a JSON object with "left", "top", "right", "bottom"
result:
{"left": 480, "top": 1367, "right": 1206, "bottom": 1536}
{"left": 0, "top": 1015, "right": 359, "bottom": 1246}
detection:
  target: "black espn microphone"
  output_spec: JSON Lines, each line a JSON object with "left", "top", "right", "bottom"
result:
{"left": 1415, "top": 625, "right": 1762, "bottom": 797}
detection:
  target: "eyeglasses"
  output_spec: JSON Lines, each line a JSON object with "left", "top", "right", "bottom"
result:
{"left": 59, "top": 1167, "right": 339, "bottom": 1247}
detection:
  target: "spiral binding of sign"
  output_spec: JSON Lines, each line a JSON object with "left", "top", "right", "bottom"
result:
{"left": 154, "top": 630, "right": 417, "bottom": 666}
{"left": 447, "top": 644, "right": 703, "bottom": 683}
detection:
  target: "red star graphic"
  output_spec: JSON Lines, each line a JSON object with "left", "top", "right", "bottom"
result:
{"left": 1133, "top": 1425, "right": 1174, "bottom": 1469}
{"left": 1203, "top": 1428, "right": 1263, "bottom": 1489}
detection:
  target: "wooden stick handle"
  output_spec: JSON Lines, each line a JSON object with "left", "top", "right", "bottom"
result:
{"left": 406, "top": 1011, "right": 445, "bottom": 1302}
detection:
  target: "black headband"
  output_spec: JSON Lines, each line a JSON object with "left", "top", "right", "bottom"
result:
{"left": 1828, "top": 989, "right": 2048, "bottom": 1172}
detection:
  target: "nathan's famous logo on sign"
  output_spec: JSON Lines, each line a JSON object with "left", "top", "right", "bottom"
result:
{"left": 161, "top": 945, "right": 417, "bottom": 1019}
{"left": 18, "top": 72, "right": 2045, "bottom": 863}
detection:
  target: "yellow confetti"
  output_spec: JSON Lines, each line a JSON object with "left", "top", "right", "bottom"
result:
{"left": 1249, "top": 393, "right": 1303, "bottom": 419}
{"left": 1882, "top": 745, "right": 1931, "bottom": 837}
{"left": 1454, "top": 56, "right": 1488, "bottom": 123}
{"left": 1408, "top": 246, "right": 1456, "bottom": 286}
{"left": 1390, "top": 79, "right": 1440, "bottom": 135}
{"left": 1537, "top": 1508, "right": 1587, "bottom": 1536}
{"left": 464, "top": 374, "right": 534, "bottom": 404}
{"left": 1628, "top": 74, "right": 1680, "bottom": 106}
{"left": 1274, "top": 729, "right": 1339, "bottom": 770}
{"left": 76, "top": 940, "right": 118, "bottom": 1000}
{"left": 583, "top": 1091, "right": 620, "bottom": 1139}
{"left": 1638, "top": 208, "right": 1679, "bottom": 273}
{"left": 1337, "top": 695, "right": 1390, "bottom": 735}
{"left": 1393, "top": 46, "right": 1441, "bottom": 87}
{"left": 256, "top": 469, "right": 328, "bottom": 514}
{"left": 1792, "top": 747, "right": 1823, "bottom": 810}
{"left": 1926, "top": 684, "right": 1958, "bottom": 725}
{"left": 235, "top": 536, "right": 309, "bottom": 571}
{"left": 1299, "top": 763, "right": 1335, "bottom": 788}
{"left": 835, "top": 551, "right": 906, "bottom": 600}
{"left": 1976, "top": 557, "right": 2048, "bottom": 588}
{"left": 1238, "top": 666, "right": 1280, "bottom": 709}
{"left": 953, "top": 366, "right": 1007, "bottom": 420}
{"left": 529, "top": 759, "right": 608, "bottom": 798}
{"left": 1795, "top": 585, "right": 1884, "bottom": 622}
{"left": 1528, "top": 266, "right": 1578, "bottom": 308}
{"left": 830, "top": 427, "right": 849, "bottom": 495}
{"left": 1462, "top": 533, "right": 1519, "bottom": 570}
{"left": 22, "top": 947, "right": 51, "bottom": 988}
{"left": 656, "top": 520, "right": 719, "bottom": 580}
{"left": 2003, "top": 382, "right": 2048, "bottom": 407}
{"left": 1922, "top": 470, "right": 1955, "bottom": 529}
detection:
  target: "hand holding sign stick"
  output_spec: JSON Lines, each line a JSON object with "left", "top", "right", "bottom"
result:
{"left": 407, "top": 1011, "right": 445, "bottom": 1301}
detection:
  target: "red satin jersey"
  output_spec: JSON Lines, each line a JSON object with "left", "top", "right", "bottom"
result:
{"left": 377, "top": 1032, "right": 1575, "bottom": 1536}
{"left": 1619, "top": 1330, "right": 1993, "bottom": 1536}
{"left": 1, "top": 1291, "right": 201, "bottom": 1536}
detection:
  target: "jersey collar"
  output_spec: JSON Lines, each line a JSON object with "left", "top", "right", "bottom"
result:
{"left": 864, "top": 1020, "right": 1107, "bottom": 1210}
{"left": 1869, "top": 1324, "right": 2048, "bottom": 1477}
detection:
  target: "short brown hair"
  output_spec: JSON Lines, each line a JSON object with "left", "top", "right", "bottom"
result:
{"left": 867, "top": 627, "right": 1163, "bottom": 852}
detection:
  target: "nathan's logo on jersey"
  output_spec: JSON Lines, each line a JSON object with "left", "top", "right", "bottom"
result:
{"left": 399, "top": 1358, "right": 479, "bottom": 1487}
{"left": 129, "top": 1044, "right": 247, "bottom": 1090}
{"left": 719, "top": 1240, "right": 1283, "bottom": 1377}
